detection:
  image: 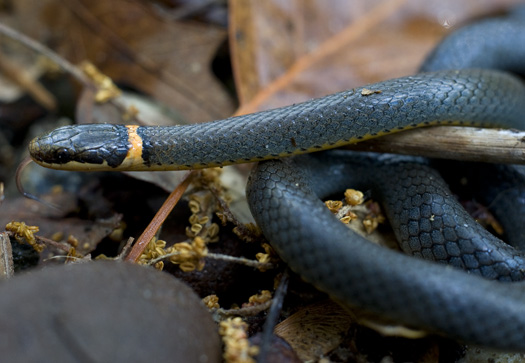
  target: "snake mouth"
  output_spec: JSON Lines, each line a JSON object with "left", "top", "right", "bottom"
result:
{"left": 28, "top": 134, "right": 69, "bottom": 166}
{"left": 28, "top": 137, "right": 42, "bottom": 162}
{"left": 28, "top": 131, "right": 82, "bottom": 167}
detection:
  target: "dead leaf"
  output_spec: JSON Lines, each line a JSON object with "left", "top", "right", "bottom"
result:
{"left": 3, "top": 0, "right": 235, "bottom": 124}
{"left": 0, "top": 192, "right": 121, "bottom": 256}
{"left": 274, "top": 300, "right": 355, "bottom": 361}
{"left": 230, "top": 0, "right": 524, "bottom": 113}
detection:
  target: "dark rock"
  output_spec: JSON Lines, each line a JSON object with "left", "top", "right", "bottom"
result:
{"left": 0, "top": 260, "right": 221, "bottom": 363}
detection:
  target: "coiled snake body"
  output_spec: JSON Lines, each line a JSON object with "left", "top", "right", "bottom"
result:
{"left": 29, "top": 9, "right": 525, "bottom": 350}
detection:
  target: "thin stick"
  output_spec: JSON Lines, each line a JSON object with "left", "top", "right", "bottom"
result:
{"left": 117, "top": 237, "right": 135, "bottom": 260}
{"left": 257, "top": 271, "right": 290, "bottom": 363}
{"left": 35, "top": 235, "right": 76, "bottom": 254}
{"left": 147, "top": 250, "right": 273, "bottom": 269}
{"left": 208, "top": 185, "right": 256, "bottom": 240}
{"left": 206, "top": 253, "right": 273, "bottom": 269}
{"left": 0, "top": 21, "right": 143, "bottom": 124}
{"left": 345, "top": 126, "right": 525, "bottom": 164}
{"left": 215, "top": 300, "right": 273, "bottom": 317}
{"left": 0, "top": 232, "right": 13, "bottom": 279}
{"left": 15, "top": 156, "right": 60, "bottom": 210}
{"left": 125, "top": 171, "right": 194, "bottom": 262}
{"left": 0, "top": 22, "right": 91, "bottom": 87}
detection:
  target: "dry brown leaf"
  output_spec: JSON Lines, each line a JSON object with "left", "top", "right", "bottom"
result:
{"left": 274, "top": 300, "right": 355, "bottom": 361}
{"left": 0, "top": 193, "right": 121, "bottom": 256}
{"left": 4, "top": 0, "right": 234, "bottom": 124}
{"left": 230, "top": 0, "right": 524, "bottom": 113}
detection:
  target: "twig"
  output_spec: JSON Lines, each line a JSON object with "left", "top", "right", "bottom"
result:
{"left": 0, "top": 21, "right": 143, "bottom": 124}
{"left": 345, "top": 126, "right": 525, "bottom": 164}
{"left": 207, "top": 252, "right": 273, "bottom": 269}
{"left": 125, "top": 172, "right": 195, "bottom": 262}
{"left": 257, "top": 271, "right": 290, "bottom": 363}
{"left": 35, "top": 235, "right": 76, "bottom": 254}
{"left": 5, "top": 231, "right": 77, "bottom": 255}
{"left": 16, "top": 156, "right": 61, "bottom": 210}
{"left": 0, "top": 22, "right": 91, "bottom": 87}
{"left": 208, "top": 185, "right": 257, "bottom": 240}
{"left": 148, "top": 251, "right": 273, "bottom": 270}
{"left": 0, "top": 232, "right": 13, "bottom": 279}
{"left": 214, "top": 300, "right": 273, "bottom": 317}
{"left": 117, "top": 237, "right": 135, "bottom": 260}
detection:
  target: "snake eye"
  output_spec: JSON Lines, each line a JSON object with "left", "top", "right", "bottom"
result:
{"left": 56, "top": 148, "right": 71, "bottom": 162}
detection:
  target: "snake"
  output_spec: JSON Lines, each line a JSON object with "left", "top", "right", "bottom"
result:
{"left": 28, "top": 9, "right": 525, "bottom": 351}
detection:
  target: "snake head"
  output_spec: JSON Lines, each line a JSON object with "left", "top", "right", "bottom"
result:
{"left": 28, "top": 124, "right": 131, "bottom": 171}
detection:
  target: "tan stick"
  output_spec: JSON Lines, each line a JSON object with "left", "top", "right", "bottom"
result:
{"left": 345, "top": 126, "right": 525, "bottom": 164}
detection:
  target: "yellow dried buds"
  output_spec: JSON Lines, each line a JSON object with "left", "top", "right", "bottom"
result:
{"left": 219, "top": 317, "right": 259, "bottom": 363}
{"left": 6, "top": 221, "right": 42, "bottom": 252}
{"left": 344, "top": 189, "right": 364, "bottom": 206}
{"left": 203, "top": 294, "right": 220, "bottom": 309}
{"left": 325, "top": 200, "right": 343, "bottom": 213}
{"left": 247, "top": 290, "right": 272, "bottom": 306}
{"left": 166, "top": 236, "right": 208, "bottom": 272}
{"left": 324, "top": 189, "right": 385, "bottom": 233}
{"left": 255, "top": 243, "right": 274, "bottom": 271}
